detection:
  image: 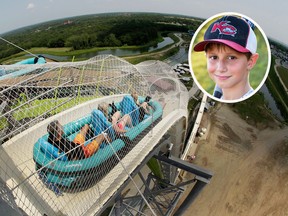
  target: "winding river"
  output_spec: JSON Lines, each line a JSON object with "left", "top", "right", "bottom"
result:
{"left": 35, "top": 37, "right": 174, "bottom": 61}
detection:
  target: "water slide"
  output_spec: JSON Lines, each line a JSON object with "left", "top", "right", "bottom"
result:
{"left": 0, "top": 55, "right": 210, "bottom": 215}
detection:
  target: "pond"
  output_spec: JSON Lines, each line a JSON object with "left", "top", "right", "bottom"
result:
{"left": 36, "top": 37, "right": 174, "bottom": 61}
{"left": 260, "top": 84, "right": 285, "bottom": 121}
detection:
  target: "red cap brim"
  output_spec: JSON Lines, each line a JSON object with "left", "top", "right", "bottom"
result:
{"left": 193, "top": 39, "right": 251, "bottom": 53}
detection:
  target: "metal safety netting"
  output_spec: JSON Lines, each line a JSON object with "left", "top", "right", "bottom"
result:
{"left": 0, "top": 55, "right": 189, "bottom": 215}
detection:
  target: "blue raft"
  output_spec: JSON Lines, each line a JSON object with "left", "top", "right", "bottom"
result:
{"left": 33, "top": 96, "right": 163, "bottom": 192}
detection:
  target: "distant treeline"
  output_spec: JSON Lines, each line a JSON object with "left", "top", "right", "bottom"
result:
{"left": 0, "top": 13, "right": 202, "bottom": 60}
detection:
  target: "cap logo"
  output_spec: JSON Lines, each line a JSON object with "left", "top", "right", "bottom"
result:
{"left": 211, "top": 21, "right": 237, "bottom": 36}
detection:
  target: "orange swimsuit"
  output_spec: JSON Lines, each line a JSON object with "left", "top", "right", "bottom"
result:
{"left": 74, "top": 134, "right": 100, "bottom": 158}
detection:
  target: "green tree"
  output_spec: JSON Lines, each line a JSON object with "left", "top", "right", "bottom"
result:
{"left": 103, "top": 33, "right": 122, "bottom": 46}
{"left": 47, "top": 38, "right": 65, "bottom": 48}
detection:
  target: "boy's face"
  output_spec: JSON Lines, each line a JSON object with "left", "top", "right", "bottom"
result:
{"left": 205, "top": 44, "right": 257, "bottom": 91}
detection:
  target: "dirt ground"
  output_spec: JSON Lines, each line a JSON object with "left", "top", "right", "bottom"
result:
{"left": 182, "top": 103, "right": 288, "bottom": 216}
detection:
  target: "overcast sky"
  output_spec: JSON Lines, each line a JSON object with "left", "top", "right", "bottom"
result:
{"left": 1, "top": 0, "right": 287, "bottom": 45}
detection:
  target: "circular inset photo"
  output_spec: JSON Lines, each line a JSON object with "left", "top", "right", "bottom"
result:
{"left": 189, "top": 12, "right": 271, "bottom": 103}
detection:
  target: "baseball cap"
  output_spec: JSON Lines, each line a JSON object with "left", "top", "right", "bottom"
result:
{"left": 194, "top": 16, "right": 257, "bottom": 54}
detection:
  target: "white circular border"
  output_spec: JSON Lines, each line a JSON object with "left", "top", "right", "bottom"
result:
{"left": 188, "top": 11, "right": 271, "bottom": 103}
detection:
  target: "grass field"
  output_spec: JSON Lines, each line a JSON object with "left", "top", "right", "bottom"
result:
{"left": 0, "top": 95, "right": 98, "bottom": 130}
{"left": 232, "top": 91, "right": 277, "bottom": 126}
{"left": 4, "top": 46, "right": 144, "bottom": 64}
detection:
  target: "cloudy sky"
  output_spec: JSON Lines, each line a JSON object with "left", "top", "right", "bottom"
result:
{"left": 1, "top": 0, "right": 287, "bottom": 45}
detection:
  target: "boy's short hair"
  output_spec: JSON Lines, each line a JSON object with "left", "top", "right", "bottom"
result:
{"left": 47, "top": 120, "right": 60, "bottom": 138}
{"left": 98, "top": 102, "right": 109, "bottom": 117}
{"left": 205, "top": 43, "right": 252, "bottom": 60}
{"left": 194, "top": 15, "right": 257, "bottom": 54}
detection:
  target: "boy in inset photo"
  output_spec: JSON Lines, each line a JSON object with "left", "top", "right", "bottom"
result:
{"left": 190, "top": 14, "right": 270, "bottom": 102}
